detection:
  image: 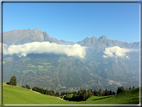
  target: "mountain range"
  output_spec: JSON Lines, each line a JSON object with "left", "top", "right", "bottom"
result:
{"left": 2, "top": 28, "right": 140, "bottom": 93}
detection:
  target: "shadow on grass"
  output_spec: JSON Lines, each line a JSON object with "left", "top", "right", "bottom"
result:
{"left": 64, "top": 97, "right": 73, "bottom": 101}
{"left": 92, "top": 96, "right": 111, "bottom": 101}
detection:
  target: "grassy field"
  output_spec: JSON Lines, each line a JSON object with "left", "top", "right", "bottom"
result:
{"left": 84, "top": 87, "right": 139, "bottom": 104}
{"left": 3, "top": 83, "right": 76, "bottom": 104}
{"left": 3, "top": 83, "right": 140, "bottom": 104}
{"left": 64, "top": 94, "right": 73, "bottom": 100}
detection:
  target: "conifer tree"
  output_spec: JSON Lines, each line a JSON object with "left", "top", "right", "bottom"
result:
{"left": 117, "top": 86, "right": 125, "bottom": 94}
{"left": 102, "top": 90, "right": 105, "bottom": 96}
{"left": 112, "top": 91, "right": 115, "bottom": 95}
{"left": 109, "top": 90, "right": 112, "bottom": 95}
{"left": 99, "top": 88, "right": 102, "bottom": 96}
{"left": 117, "top": 87, "right": 120, "bottom": 94}
{"left": 120, "top": 86, "right": 125, "bottom": 92}
{"left": 41, "top": 88, "right": 44, "bottom": 94}
{"left": 55, "top": 92, "right": 59, "bottom": 96}
{"left": 45, "top": 89, "right": 49, "bottom": 95}
{"left": 88, "top": 88, "right": 92, "bottom": 95}
{"left": 9, "top": 76, "right": 17, "bottom": 86}
{"left": 93, "top": 90, "right": 98, "bottom": 96}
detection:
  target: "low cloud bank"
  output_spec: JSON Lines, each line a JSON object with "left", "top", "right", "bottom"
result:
{"left": 103, "top": 46, "right": 139, "bottom": 59}
{"left": 3, "top": 42, "right": 87, "bottom": 58}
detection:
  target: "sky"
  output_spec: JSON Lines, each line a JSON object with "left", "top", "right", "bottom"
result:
{"left": 3, "top": 2, "right": 140, "bottom": 43}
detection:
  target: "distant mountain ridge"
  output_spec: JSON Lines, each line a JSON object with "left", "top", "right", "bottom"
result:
{"left": 77, "top": 36, "right": 139, "bottom": 49}
{"left": 3, "top": 28, "right": 139, "bottom": 49}
{"left": 3, "top": 28, "right": 74, "bottom": 45}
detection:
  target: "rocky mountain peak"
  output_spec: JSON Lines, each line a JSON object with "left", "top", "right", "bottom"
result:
{"left": 99, "top": 35, "right": 109, "bottom": 40}
{"left": 33, "top": 28, "right": 42, "bottom": 33}
{"left": 34, "top": 28, "right": 40, "bottom": 31}
{"left": 84, "top": 37, "right": 90, "bottom": 40}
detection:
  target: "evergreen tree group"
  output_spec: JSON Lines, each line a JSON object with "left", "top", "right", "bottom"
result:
{"left": 116, "top": 86, "right": 135, "bottom": 94}
{"left": 6, "top": 76, "right": 17, "bottom": 86}
{"left": 23, "top": 84, "right": 135, "bottom": 101}
{"left": 32, "top": 86, "right": 59, "bottom": 96}
{"left": 102, "top": 89, "right": 115, "bottom": 96}
{"left": 72, "top": 88, "right": 100, "bottom": 101}
{"left": 117, "top": 86, "right": 125, "bottom": 94}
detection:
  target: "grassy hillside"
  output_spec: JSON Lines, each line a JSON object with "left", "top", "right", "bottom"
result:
{"left": 3, "top": 83, "right": 140, "bottom": 104}
{"left": 84, "top": 87, "right": 139, "bottom": 104}
{"left": 64, "top": 94, "right": 73, "bottom": 100}
{"left": 3, "top": 83, "right": 77, "bottom": 104}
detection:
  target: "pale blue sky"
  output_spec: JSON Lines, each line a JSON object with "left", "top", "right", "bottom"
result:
{"left": 3, "top": 3, "right": 139, "bottom": 43}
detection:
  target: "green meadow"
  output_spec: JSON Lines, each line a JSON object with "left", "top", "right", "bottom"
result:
{"left": 3, "top": 83, "right": 73, "bottom": 104}
{"left": 3, "top": 83, "right": 140, "bottom": 104}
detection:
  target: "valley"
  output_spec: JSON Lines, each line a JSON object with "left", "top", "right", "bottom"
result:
{"left": 2, "top": 28, "right": 140, "bottom": 93}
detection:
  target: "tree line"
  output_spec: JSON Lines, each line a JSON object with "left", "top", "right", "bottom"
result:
{"left": 32, "top": 86, "right": 59, "bottom": 96}
{"left": 6, "top": 76, "right": 135, "bottom": 101}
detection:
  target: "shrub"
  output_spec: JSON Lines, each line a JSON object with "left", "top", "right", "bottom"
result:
{"left": 26, "top": 84, "right": 30, "bottom": 89}
{"left": 6, "top": 82, "right": 10, "bottom": 85}
{"left": 22, "top": 86, "right": 25, "bottom": 88}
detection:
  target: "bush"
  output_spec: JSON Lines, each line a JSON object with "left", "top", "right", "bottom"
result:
{"left": 32, "top": 86, "right": 37, "bottom": 91}
{"left": 6, "top": 82, "right": 10, "bottom": 85}
{"left": 26, "top": 84, "right": 30, "bottom": 89}
{"left": 22, "top": 86, "right": 25, "bottom": 88}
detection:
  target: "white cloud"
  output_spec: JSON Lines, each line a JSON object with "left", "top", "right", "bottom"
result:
{"left": 103, "top": 46, "right": 138, "bottom": 59}
{"left": 0, "top": 43, "right": 8, "bottom": 54}
{"left": 3, "top": 42, "right": 87, "bottom": 58}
